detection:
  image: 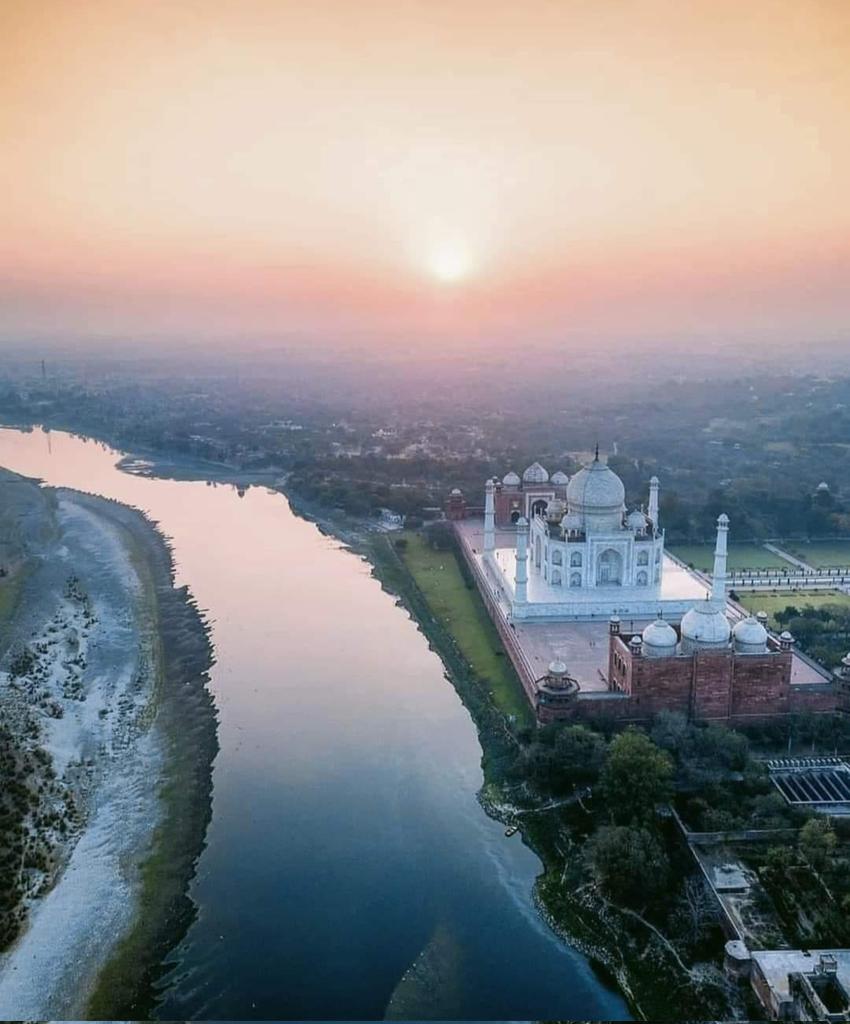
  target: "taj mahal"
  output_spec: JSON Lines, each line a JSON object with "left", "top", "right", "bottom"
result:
{"left": 445, "top": 451, "right": 841, "bottom": 724}
{"left": 474, "top": 450, "right": 710, "bottom": 621}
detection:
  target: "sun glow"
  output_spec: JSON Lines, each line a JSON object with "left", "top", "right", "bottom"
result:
{"left": 427, "top": 245, "right": 473, "bottom": 284}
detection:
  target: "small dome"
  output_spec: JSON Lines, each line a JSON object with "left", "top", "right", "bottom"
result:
{"left": 642, "top": 619, "right": 677, "bottom": 656}
{"left": 680, "top": 601, "right": 731, "bottom": 650}
{"left": 548, "top": 659, "right": 568, "bottom": 676}
{"left": 561, "top": 511, "right": 582, "bottom": 532}
{"left": 546, "top": 497, "right": 566, "bottom": 522}
{"left": 817, "top": 481, "right": 830, "bottom": 492}
{"left": 566, "top": 459, "right": 626, "bottom": 513}
{"left": 627, "top": 509, "right": 648, "bottom": 532}
{"left": 732, "top": 615, "right": 768, "bottom": 653}
{"left": 502, "top": 470, "right": 521, "bottom": 487}
{"left": 522, "top": 462, "right": 549, "bottom": 484}
{"left": 450, "top": 487, "right": 462, "bottom": 496}
{"left": 551, "top": 470, "right": 569, "bottom": 485}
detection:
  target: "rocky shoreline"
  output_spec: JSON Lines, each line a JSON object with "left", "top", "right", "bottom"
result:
{"left": 0, "top": 478, "right": 217, "bottom": 1019}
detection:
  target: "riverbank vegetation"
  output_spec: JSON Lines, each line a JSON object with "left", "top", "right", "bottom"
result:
{"left": 85, "top": 502, "right": 217, "bottom": 1019}
{"left": 391, "top": 530, "right": 532, "bottom": 726}
{"left": 371, "top": 522, "right": 850, "bottom": 1021}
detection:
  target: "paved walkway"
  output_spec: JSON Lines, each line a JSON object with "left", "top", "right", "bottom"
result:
{"left": 764, "top": 542, "right": 814, "bottom": 571}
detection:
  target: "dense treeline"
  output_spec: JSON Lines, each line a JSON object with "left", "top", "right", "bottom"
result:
{"left": 4, "top": 367, "right": 850, "bottom": 540}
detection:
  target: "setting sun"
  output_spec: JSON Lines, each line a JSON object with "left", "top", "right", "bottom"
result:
{"left": 428, "top": 245, "right": 473, "bottom": 284}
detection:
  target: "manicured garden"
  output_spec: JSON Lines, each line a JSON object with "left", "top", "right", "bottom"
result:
{"left": 736, "top": 589, "right": 850, "bottom": 627}
{"left": 784, "top": 540, "right": 850, "bottom": 568}
{"left": 669, "top": 543, "right": 791, "bottom": 573}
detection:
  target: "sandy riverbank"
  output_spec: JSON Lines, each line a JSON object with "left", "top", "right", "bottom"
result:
{"left": 0, "top": 479, "right": 216, "bottom": 1019}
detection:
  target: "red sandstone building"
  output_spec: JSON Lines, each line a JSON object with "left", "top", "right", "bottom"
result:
{"left": 531, "top": 610, "right": 845, "bottom": 726}
{"left": 603, "top": 614, "right": 838, "bottom": 725}
{"left": 445, "top": 462, "right": 570, "bottom": 525}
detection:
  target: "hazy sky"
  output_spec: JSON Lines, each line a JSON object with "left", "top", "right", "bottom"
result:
{"left": 2, "top": 0, "right": 849, "bottom": 352}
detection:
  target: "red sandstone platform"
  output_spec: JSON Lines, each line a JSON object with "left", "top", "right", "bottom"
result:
{"left": 455, "top": 518, "right": 830, "bottom": 692}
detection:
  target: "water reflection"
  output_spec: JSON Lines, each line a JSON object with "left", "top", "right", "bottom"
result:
{"left": 0, "top": 427, "right": 630, "bottom": 1021}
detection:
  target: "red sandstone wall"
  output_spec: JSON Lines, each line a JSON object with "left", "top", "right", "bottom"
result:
{"left": 789, "top": 685, "right": 840, "bottom": 715}
{"left": 729, "top": 654, "right": 791, "bottom": 720}
{"left": 692, "top": 652, "right": 734, "bottom": 720}
{"left": 632, "top": 653, "right": 694, "bottom": 719}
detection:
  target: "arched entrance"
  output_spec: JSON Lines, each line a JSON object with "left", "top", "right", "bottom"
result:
{"left": 596, "top": 548, "right": 623, "bottom": 586}
{"left": 531, "top": 499, "right": 547, "bottom": 518}
{"left": 510, "top": 509, "right": 521, "bottom": 524}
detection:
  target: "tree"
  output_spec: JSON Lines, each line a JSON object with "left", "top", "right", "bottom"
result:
{"left": 552, "top": 725, "right": 608, "bottom": 784}
{"left": 651, "top": 710, "right": 690, "bottom": 756}
{"left": 799, "top": 817, "right": 837, "bottom": 872}
{"left": 765, "top": 844, "right": 796, "bottom": 874}
{"left": 599, "top": 728, "right": 674, "bottom": 824}
{"left": 692, "top": 724, "right": 749, "bottom": 771}
{"left": 586, "top": 825, "right": 670, "bottom": 906}
{"left": 670, "top": 876, "right": 718, "bottom": 950}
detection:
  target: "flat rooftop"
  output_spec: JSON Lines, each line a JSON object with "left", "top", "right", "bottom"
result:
{"left": 752, "top": 948, "right": 850, "bottom": 1004}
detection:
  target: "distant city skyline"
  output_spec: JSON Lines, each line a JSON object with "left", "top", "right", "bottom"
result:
{"left": 2, "top": 0, "right": 849, "bottom": 350}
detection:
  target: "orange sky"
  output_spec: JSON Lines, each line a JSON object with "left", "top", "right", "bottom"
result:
{"left": 1, "top": 0, "right": 849, "bottom": 350}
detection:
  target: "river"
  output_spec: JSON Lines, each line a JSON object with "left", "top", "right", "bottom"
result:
{"left": 0, "top": 426, "right": 630, "bottom": 1021}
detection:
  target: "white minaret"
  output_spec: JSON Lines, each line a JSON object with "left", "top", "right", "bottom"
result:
{"left": 711, "top": 513, "right": 729, "bottom": 606}
{"left": 648, "top": 476, "right": 660, "bottom": 530}
{"left": 515, "top": 516, "right": 529, "bottom": 604}
{"left": 484, "top": 478, "right": 495, "bottom": 553}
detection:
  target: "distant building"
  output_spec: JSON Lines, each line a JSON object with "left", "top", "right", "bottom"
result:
{"left": 445, "top": 487, "right": 467, "bottom": 521}
{"left": 378, "top": 508, "right": 404, "bottom": 530}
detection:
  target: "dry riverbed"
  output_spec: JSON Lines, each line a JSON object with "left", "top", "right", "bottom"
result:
{"left": 0, "top": 475, "right": 216, "bottom": 1018}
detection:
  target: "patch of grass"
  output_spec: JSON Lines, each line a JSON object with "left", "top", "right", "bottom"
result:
{"left": 669, "top": 543, "right": 790, "bottom": 572}
{"left": 397, "top": 533, "right": 533, "bottom": 727}
{"left": 736, "top": 589, "right": 850, "bottom": 627}
{"left": 784, "top": 541, "right": 850, "bottom": 568}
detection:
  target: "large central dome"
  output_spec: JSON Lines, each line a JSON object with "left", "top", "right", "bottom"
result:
{"left": 566, "top": 458, "right": 626, "bottom": 531}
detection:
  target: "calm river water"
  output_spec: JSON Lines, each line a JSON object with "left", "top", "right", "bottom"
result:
{"left": 0, "top": 426, "right": 629, "bottom": 1021}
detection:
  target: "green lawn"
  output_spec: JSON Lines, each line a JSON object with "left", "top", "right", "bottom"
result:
{"left": 783, "top": 541, "right": 850, "bottom": 568}
{"left": 397, "top": 533, "right": 533, "bottom": 726}
{"left": 736, "top": 589, "right": 850, "bottom": 627}
{"left": 669, "top": 543, "right": 791, "bottom": 572}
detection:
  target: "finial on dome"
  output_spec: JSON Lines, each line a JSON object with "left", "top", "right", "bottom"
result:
{"left": 594, "top": 442, "right": 600, "bottom": 462}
